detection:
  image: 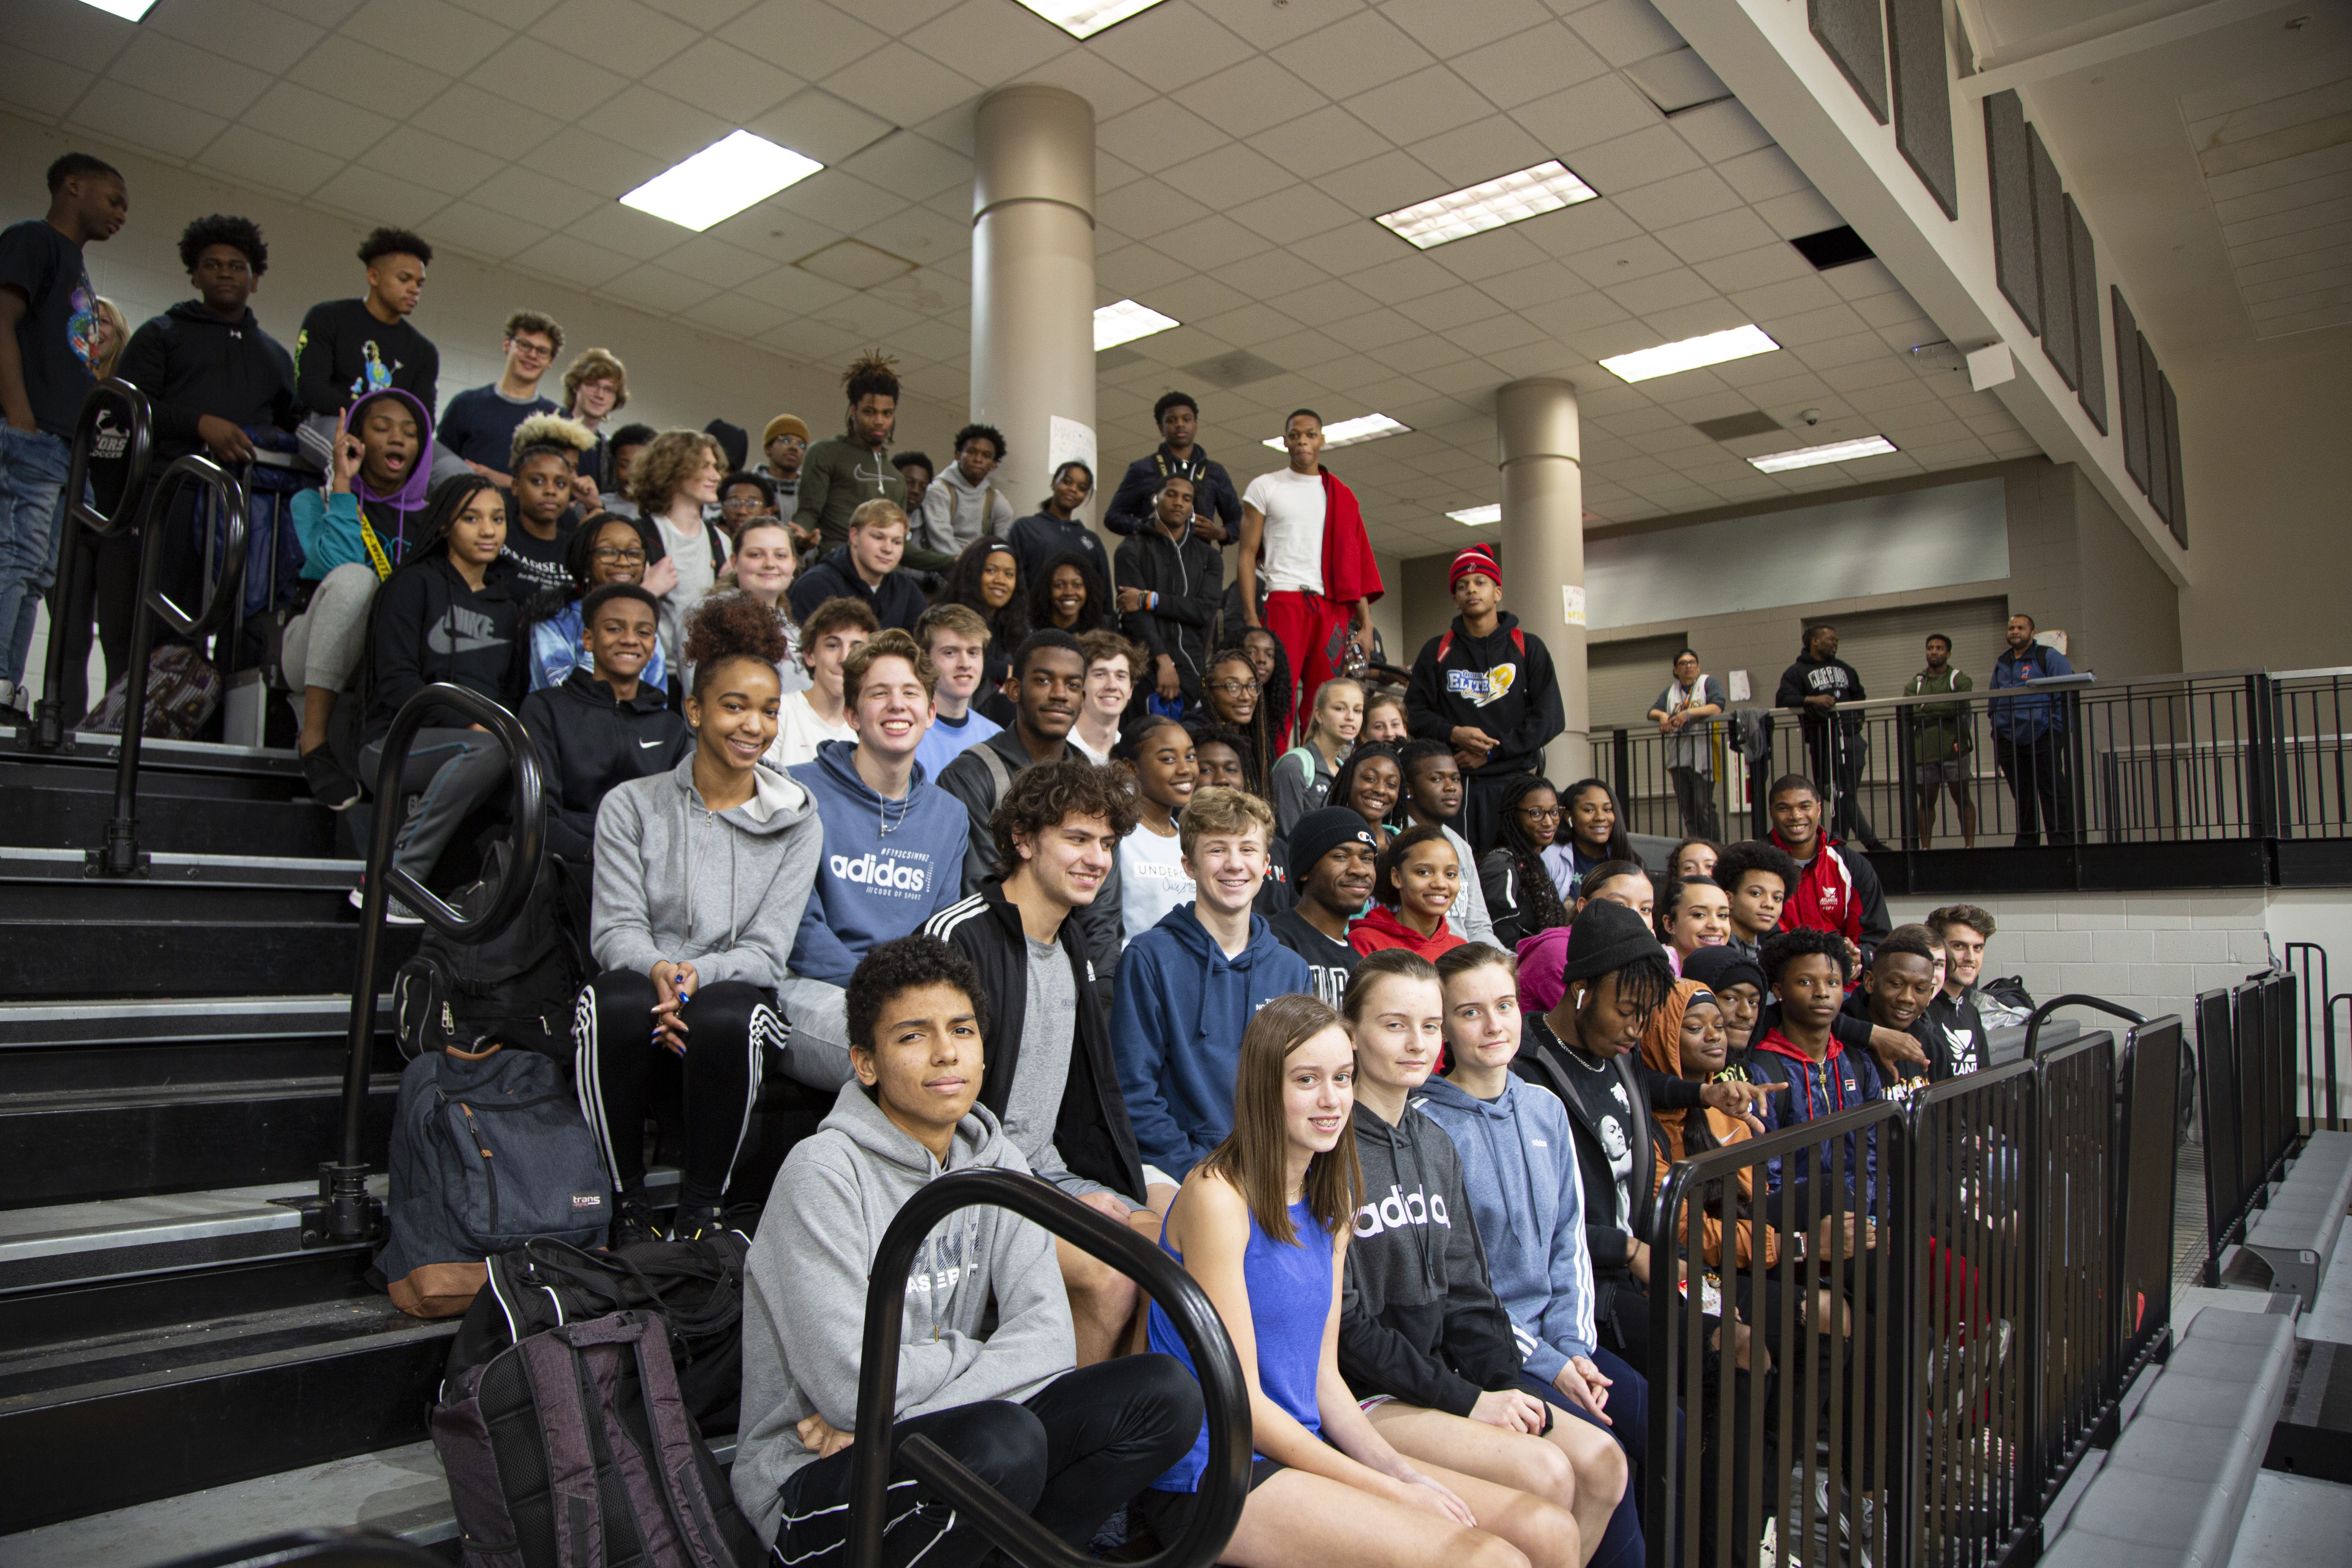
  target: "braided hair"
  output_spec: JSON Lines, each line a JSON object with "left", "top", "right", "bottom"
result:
{"left": 842, "top": 350, "right": 899, "bottom": 405}
{"left": 1496, "top": 773, "right": 1570, "bottom": 936}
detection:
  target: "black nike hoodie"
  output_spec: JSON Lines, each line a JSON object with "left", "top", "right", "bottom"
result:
{"left": 365, "top": 556, "right": 529, "bottom": 741}
{"left": 1405, "top": 610, "right": 1565, "bottom": 778}
{"left": 115, "top": 300, "right": 298, "bottom": 463}
{"left": 519, "top": 669, "right": 692, "bottom": 864}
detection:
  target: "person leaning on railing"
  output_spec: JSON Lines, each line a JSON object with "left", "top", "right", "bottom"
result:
{"left": 1903, "top": 632, "right": 1976, "bottom": 849}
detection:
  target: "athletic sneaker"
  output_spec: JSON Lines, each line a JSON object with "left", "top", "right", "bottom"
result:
{"left": 300, "top": 744, "right": 362, "bottom": 811}
{"left": 348, "top": 882, "right": 423, "bottom": 925}
{"left": 609, "top": 1191, "right": 662, "bottom": 1250}
{"left": 668, "top": 1203, "right": 728, "bottom": 1243}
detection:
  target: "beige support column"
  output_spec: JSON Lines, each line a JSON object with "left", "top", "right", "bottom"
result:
{"left": 1496, "top": 378, "right": 1589, "bottom": 782}
{"left": 970, "top": 85, "right": 1099, "bottom": 539}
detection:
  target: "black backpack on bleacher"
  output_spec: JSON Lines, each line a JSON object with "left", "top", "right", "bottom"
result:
{"left": 393, "top": 843, "right": 586, "bottom": 1061}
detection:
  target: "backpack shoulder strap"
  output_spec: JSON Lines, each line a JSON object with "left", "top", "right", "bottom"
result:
{"left": 1512, "top": 627, "right": 1526, "bottom": 659}
{"left": 617, "top": 1314, "right": 741, "bottom": 1568}
{"left": 1436, "top": 629, "right": 1454, "bottom": 664}
{"left": 978, "top": 739, "right": 1014, "bottom": 802}
{"left": 514, "top": 1332, "right": 608, "bottom": 1568}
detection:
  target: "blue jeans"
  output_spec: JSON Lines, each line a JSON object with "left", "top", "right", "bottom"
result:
{"left": 0, "top": 425, "right": 71, "bottom": 686}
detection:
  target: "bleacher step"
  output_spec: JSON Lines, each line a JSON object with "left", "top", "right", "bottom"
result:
{"left": 0, "top": 782, "right": 336, "bottom": 858}
{"left": 0, "top": 993, "right": 385, "bottom": 1049}
{"left": 2225, "top": 1471, "right": 2352, "bottom": 1568}
{"left": 0, "top": 1176, "right": 388, "bottom": 1293}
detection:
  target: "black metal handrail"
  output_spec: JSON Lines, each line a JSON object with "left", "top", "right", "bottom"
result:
{"left": 848, "top": 1168, "right": 1249, "bottom": 1568}
{"left": 2023, "top": 994, "right": 2147, "bottom": 1058}
{"left": 2283, "top": 941, "right": 2336, "bottom": 1131}
{"left": 2112, "top": 1016, "right": 2183, "bottom": 1391}
{"left": 302, "top": 682, "right": 544, "bottom": 1248}
{"left": 23, "top": 376, "right": 154, "bottom": 753}
{"left": 86, "top": 452, "right": 252, "bottom": 877}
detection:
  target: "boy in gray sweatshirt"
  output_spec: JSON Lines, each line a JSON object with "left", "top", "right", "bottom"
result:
{"left": 734, "top": 934, "right": 1200, "bottom": 1565}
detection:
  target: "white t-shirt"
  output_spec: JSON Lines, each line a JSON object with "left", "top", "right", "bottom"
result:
{"left": 653, "top": 513, "right": 717, "bottom": 673}
{"left": 1118, "top": 826, "right": 1191, "bottom": 947}
{"left": 1069, "top": 729, "right": 1113, "bottom": 766}
{"left": 1243, "top": 466, "right": 1328, "bottom": 596}
{"left": 768, "top": 690, "right": 852, "bottom": 769}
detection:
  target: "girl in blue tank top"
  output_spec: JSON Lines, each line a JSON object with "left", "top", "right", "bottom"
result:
{"left": 1137, "top": 993, "right": 1583, "bottom": 1568}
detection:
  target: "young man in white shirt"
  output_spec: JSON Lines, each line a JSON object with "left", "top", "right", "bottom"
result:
{"left": 1237, "top": 408, "right": 1383, "bottom": 728}
{"left": 770, "top": 596, "right": 875, "bottom": 768}
{"left": 1070, "top": 629, "right": 1140, "bottom": 765}
{"left": 913, "top": 603, "right": 1001, "bottom": 777}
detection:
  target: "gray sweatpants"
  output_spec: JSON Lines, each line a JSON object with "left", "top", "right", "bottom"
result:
{"left": 359, "top": 728, "right": 508, "bottom": 884}
{"left": 775, "top": 974, "right": 853, "bottom": 1091}
{"left": 281, "top": 561, "right": 378, "bottom": 694}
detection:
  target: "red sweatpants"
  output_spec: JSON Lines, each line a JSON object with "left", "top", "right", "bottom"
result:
{"left": 1262, "top": 589, "right": 1352, "bottom": 748}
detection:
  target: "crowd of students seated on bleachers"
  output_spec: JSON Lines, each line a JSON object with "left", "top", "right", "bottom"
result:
{"left": 4, "top": 166, "right": 2035, "bottom": 1566}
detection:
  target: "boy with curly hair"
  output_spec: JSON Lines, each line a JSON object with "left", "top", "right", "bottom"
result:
{"left": 794, "top": 350, "right": 912, "bottom": 555}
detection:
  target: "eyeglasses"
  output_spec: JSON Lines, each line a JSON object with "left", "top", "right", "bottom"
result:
{"left": 509, "top": 339, "right": 555, "bottom": 361}
{"left": 719, "top": 496, "right": 768, "bottom": 510}
{"left": 1518, "top": 804, "right": 1563, "bottom": 822}
{"left": 769, "top": 437, "right": 807, "bottom": 452}
{"left": 1208, "top": 678, "right": 1260, "bottom": 696}
{"left": 590, "top": 545, "right": 647, "bottom": 564}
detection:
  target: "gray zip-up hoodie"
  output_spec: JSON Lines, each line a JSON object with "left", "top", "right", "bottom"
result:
{"left": 733, "top": 1084, "right": 1076, "bottom": 1543}
{"left": 590, "top": 755, "right": 822, "bottom": 990}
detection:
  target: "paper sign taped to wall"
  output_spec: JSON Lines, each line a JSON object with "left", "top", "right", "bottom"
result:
{"left": 1049, "top": 416, "right": 1096, "bottom": 483}
{"left": 1729, "top": 669, "right": 1751, "bottom": 702}
{"left": 1561, "top": 584, "right": 1587, "bottom": 626}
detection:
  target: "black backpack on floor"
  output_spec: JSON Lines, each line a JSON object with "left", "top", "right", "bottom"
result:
{"left": 394, "top": 844, "right": 587, "bottom": 1062}
{"left": 432, "top": 1308, "right": 760, "bottom": 1568}
{"left": 447, "top": 1233, "right": 753, "bottom": 1435}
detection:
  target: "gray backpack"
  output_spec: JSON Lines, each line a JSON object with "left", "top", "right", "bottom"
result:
{"left": 432, "top": 1309, "right": 759, "bottom": 1568}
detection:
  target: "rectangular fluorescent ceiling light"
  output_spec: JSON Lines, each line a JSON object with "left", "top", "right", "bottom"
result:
{"left": 1095, "top": 299, "right": 1179, "bottom": 352}
{"left": 1599, "top": 324, "right": 1781, "bottom": 383}
{"left": 76, "top": 0, "right": 156, "bottom": 15}
{"left": 620, "top": 130, "right": 822, "bottom": 232}
{"left": 1376, "top": 160, "right": 1599, "bottom": 249}
{"left": 1014, "top": 0, "right": 1170, "bottom": 38}
{"left": 1263, "top": 414, "right": 1410, "bottom": 450}
{"left": 1448, "top": 504, "right": 1501, "bottom": 526}
{"left": 1748, "top": 435, "right": 1899, "bottom": 473}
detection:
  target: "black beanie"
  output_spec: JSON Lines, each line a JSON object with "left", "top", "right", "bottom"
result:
{"left": 1287, "top": 806, "right": 1380, "bottom": 884}
{"left": 1683, "top": 944, "right": 1767, "bottom": 998}
{"left": 1561, "top": 898, "right": 1667, "bottom": 986}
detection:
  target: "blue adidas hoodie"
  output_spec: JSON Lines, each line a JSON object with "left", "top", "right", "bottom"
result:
{"left": 1111, "top": 902, "right": 1312, "bottom": 1181}
{"left": 1413, "top": 1074, "right": 1598, "bottom": 1379}
{"left": 786, "top": 739, "right": 969, "bottom": 986}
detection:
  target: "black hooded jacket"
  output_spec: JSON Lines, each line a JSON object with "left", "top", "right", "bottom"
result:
{"left": 1339, "top": 1099, "right": 1522, "bottom": 1416}
{"left": 519, "top": 670, "right": 692, "bottom": 864}
{"left": 1776, "top": 651, "right": 1865, "bottom": 734}
{"left": 1514, "top": 1015, "right": 1659, "bottom": 1335}
{"left": 922, "top": 878, "right": 1147, "bottom": 1205}
{"left": 364, "top": 557, "right": 529, "bottom": 741}
{"left": 116, "top": 301, "right": 298, "bottom": 463}
{"left": 786, "top": 546, "right": 927, "bottom": 632}
{"left": 1113, "top": 519, "right": 1222, "bottom": 700}
{"left": 1406, "top": 612, "right": 1565, "bottom": 779}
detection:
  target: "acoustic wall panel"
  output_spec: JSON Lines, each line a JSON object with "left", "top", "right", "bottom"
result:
{"left": 1888, "top": 0, "right": 1958, "bottom": 218}
{"left": 1811, "top": 0, "right": 1890, "bottom": 124}
{"left": 1987, "top": 92, "right": 2040, "bottom": 335}
{"left": 2143, "top": 334, "right": 2172, "bottom": 526}
{"left": 2067, "top": 195, "right": 2107, "bottom": 434}
{"left": 2115, "top": 288, "right": 2148, "bottom": 492}
{"left": 2161, "top": 372, "right": 2186, "bottom": 547}
{"left": 2030, "top": 126, "right": 2078, "bottom": 390}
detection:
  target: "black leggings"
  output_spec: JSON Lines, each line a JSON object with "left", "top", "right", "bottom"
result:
{"left": 770, "top": 1355, "right": 1203, "bottom": 1568}
{"left": 573, "top": 969, "right": 784, "bottom": 1209}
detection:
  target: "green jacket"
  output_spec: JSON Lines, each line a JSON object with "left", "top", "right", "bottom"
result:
{"left": 1904, "top": 666, "right": 1973, "bottom": 762}
{"left": 792, "top": 435, "right": 953, "bottom": 572}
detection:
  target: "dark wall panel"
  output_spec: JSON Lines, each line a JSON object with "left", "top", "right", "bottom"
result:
{"left": 1812, "top": 0, "right": 1890, "bottom": 124}
{"left": 1987, "top": 91, "right": 2040, "bottom": 334}
{"left": 1888, "top": 0, "right": 1958, "bottom": 218}
{"left": 2031, "top": 126, "right": 2078, "bottom": 390}
{"left": 2161, "top": 372, "right": 2186, "bottom": 547}
{"left": 2143, "top": 334, "right": 2172, "bottom": 525}
{"left": 2115, "top": 288, "right": 2148, "bottom": 492}
{"left": 2067, "top": 195, "right": 2107, "bottom": 434}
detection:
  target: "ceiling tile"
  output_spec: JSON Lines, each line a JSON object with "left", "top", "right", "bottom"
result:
{"left": 517, "top": 127, "right": 669, "bottom": 195}
{"left": 1613, "top": 167, "right": 1742, "bottom": 231}
{"left": 1210, "top": 247, "right": 1331, "bottom": 301}
{"left": 1161, "top": 141, "right": 1297, "bottom": 209}
{"left": 465, "top": 44, "right": 629, "bottom": 120}
{"left": 1346, "top": 65, "right": 1495, "bottom": 147}
{"left": 1692, "top": 241, "right": 1815, "bottom": 293}
{"left": 1096, "top": 241, "right": 1196, "bottom": 298}
{"left": 153, "top": 0, "right": 327, "bottom": 75}
{"left": 1322, "top": 306, "right": 1429, "bottom": 352}
{"left": 1089, "top": 0, "right": 1257, "bottom": 86}
{"left": 679, "top": 289, "right": 784, "bottom": 339}
{"left": 839, "top": 130, "right": 970, "bottom": 203}
{"left": 360, "top": 125, "right": 505, "bottom": 196}
{"left": 1564, "top": 231, "right": 1682, "bottom": 287}
{"left": 1257, "top": 325, "right": 1356, "bottom": 368}
{"left": 1287, "top": 224, "right": 1393, "bottom": 277}
{"left": 564, "top": 199, "right": 695, "bottom": 261}
{"left": 512, "top": 232, "right": 640, "bottom": 290}
{"left": 1637, "top": 297, "right": 1753, "bottom": 342}
{"left": 1198, "top": 301, "right": 1313, "bottom": 348}
{"left": 1520, "top": 290, "right": 1634, "bottom": 340}
{"left": 735, "top": 262, "right": 853, "bottom": 314}
{"left": 644, "top": 236, "right": 772, "bottom": 292}
{"left": 1226, "top": 182, "right": 1361, "bottom": 245}
{"left": 1670, "top": 98, "right": 1773, "bottom": 163}
{"left": 1014, "top": 44, "right": 1158, "bottom": 120}
{"left": 1319, "top": 149, "right": 1448, "bottom": 218}
{"left": 1145, "top": 270, "right": 1255, "bottom": 323}
{"left": 1265, "top": 278, "right": 1384, "bottom": 328}
{"left": 1379, "top": 0, "right": 1553, "bottom": 58}
{"left": 1096, "top": 178, "right": 1214, "bottom": 240}
{"left": 109, "top": 32, "right": 272, "bottom": 118}
{"left": 591, "top": 84, "right": 735, "bottom": 163}
{"left": 1097, "top": 147, "right": 1147, "bottom": 194}
{"left": 1405, "top": 115, "right": 1555, "bottom": 189}
{"left": 339, "top": 0, "right": 517, "bottom": 77}
{"left": 861, "top": 203, "right": 969, "bottom": 270}
{"left": 0, "top": 0, "right": 138, "bottom": 73}
{"left": 843, "top": 42, "right": 983, "bottom": 123}
{"left": 1510, "top": 71, "right": 1659, "bottom": 156}
{"left": 1822, "top": 258, "right": 1903, "bottom": 300}
{"left": 904, "top": 0, "right": 1073, "bottom": 87}
{"left": 1191, "top": 0, "right": 1360, "bottom": 49}
{"left": 1155, "top": 214, "right": 1276, "bottom": 272}
{"left": 1271, "top": 7, "right": 1437, "bottom": 98}
{"left": 1351, "top": 252, "right": 1465, "bottom": 305}
{"left": 599, "top": 263, "right": 720, "bottom": 314}
{"left": 1099, "top": 98, "right": 1232, "bottom": 175}
{"left": 1568, "top": 125, "right": 1706, "bottom": 196}
{"left": 1604, "top": 266, "right": 1716, "bottom": 316}
{"left": 721, "top": 0, "right": 889, "bottom": 76}
{"left": 642, "top": 35, "right": 803, "bottom": 120}
{"left": 309, "top": 162, "right": 449, "bottom": 230}
{"left": 1565, "top": 0, "right": 1685, "bottom": 66}
{"left": 1718, "top": 145, "right": 1813, "bottom": 203}
{"left": 199, "top": 123, "right": 345, "bottom": 199}
{"left": 238, "top": 80, "right": 395, "bottom": 159}
{"left": 530, "top": 0, "right": 697, "bottom": 74}
{"left": 280, "top": 34, "right": 443, "bottom": 119}
{"left": 1395, "top": 285, "right": 1508, "bottom": 333}
{"left": 464, "top": 169, "right": 609, "bottom": 231}
{"left": 769, "top": 167, "right": 908, "bottom": 234}
{"left": 1852, "top": 289, "right": 1930, "bottom": 330}
{"left": 0, "top": 49, "right": 92, "bottom": 118}
{"left": 1653, "top": 207, "right": 1780, "bottom": 265}
{"left": 443, "top": 0, "right": 559, "bottom": 20}
{"left": 1753, "top": 188, "right": 1845, "bottom": 240}
{"left": 1478, "top": 261, "right": 1590, "bottom": 310}
{"left": 428, "top": 197, "right": 541, "bottom": 262}
{"left": 747, "top": 89, "right": 894, "bottom": 167}
{"left": 1792, "top": 331, "right": 1893, "bottom": 371}
{"left": 414, "top": 82, "right": 565, "bottom": 161}
{"left": 1175, "top": 55, "right": 1330, "bottom": 141}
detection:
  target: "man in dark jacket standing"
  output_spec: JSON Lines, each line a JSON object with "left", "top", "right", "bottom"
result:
{"left": 1406, "top": 546, "right": 1564, "bottom": 855}
{"left": 518, "top": 583, "right": 688, "bottom": 867}
{"left": 923, "top": 757, "right": 1153, "bottom": 1363}
{"left": 1775, "top": 622, "right": 1882, "bottom": 849}
{"left": 1114, "top": 471, "right": 1221, "bottom": 713}
{"left": 1105, "top": 390, "right": 1241, "bottom": 542}
{"left": 1988, "top": 612, "right": 2076, "bottom": 846}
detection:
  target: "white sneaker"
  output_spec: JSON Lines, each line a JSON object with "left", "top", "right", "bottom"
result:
{"left": 349, "top": 882, "right": 424, "bottom": 925}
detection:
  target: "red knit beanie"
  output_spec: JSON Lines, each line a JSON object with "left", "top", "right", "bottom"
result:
{"left": 1450, "top": 545, "right": 1501, "bottom": 590}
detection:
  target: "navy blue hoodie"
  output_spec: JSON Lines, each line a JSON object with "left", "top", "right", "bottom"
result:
{"left": 1111, "top": 902, "right": 1312, "bottom": 1180}
{"left": 786, "top": 739, "right": 969, "bottom": 986}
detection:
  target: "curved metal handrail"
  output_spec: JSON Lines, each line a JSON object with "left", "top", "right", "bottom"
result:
{"left": 305, "top": 682, "right": 546, "bottom": 1247}
{"left": 848, "top": 1168, "right": 1250, "bottom": 1568}
{"left": 24, "top": 377, "right": 154, "bottom": 752}
{"left": 2025, "top": 994, "right": 2147, "bottom": 1059}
